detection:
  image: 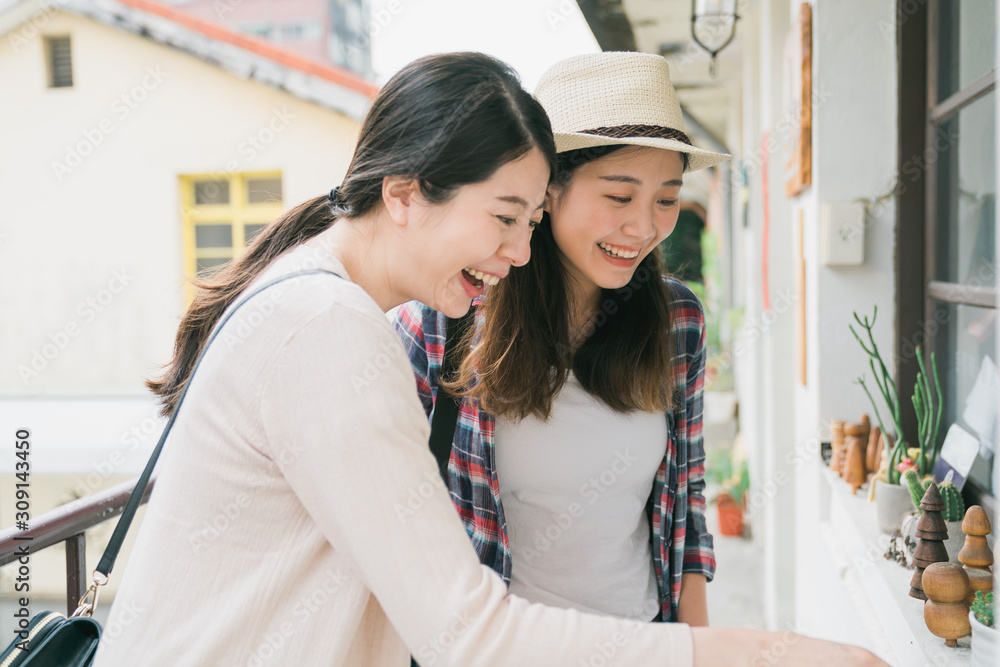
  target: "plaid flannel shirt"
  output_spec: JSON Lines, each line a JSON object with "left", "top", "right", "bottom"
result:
{"left": 392, "top": 278, "right": 715, "bottom": 622}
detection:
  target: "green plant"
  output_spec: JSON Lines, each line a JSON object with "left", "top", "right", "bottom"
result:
{"left": 911, "top": 347, "right": 943, "bottom": 476}
{"left": 851, "top": 307, "right": 907, "bottom": 483}
{"left": 902, "top": 469, "right": 925, "bottom": 511}
{"left": 972, "top": 591, "right": 994, "bottom": 628}
{"left": 938, "top": 481, "right": 965, "bottom": 522}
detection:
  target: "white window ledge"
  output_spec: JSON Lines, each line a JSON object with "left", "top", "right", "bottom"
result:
{"left": 820, "top": 466, "right": 974, "bottom": 667}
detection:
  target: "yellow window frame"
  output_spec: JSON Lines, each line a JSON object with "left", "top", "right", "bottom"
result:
{"left": 179, "top": 171, "right": 284, "bottom": 282}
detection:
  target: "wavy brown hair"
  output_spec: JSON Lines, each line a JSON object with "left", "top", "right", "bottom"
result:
{"left": 450, "top": 145, "right": 683, "bottom": 421}
{"left": 149, "top": 52, "right": 555, "bottom": 415}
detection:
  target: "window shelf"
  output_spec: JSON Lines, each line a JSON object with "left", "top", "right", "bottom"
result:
{"left": 820, "top": 465, "right": 976, "bottom": 666}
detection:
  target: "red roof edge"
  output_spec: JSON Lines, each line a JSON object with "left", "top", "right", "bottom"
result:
{"left": 113, "top": 0, "right": 379, "bottom": 99}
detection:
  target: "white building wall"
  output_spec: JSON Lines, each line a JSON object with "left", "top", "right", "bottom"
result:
{"left": 792, "top": 0, "right": 898, "bottom": 646}
{"left": 735, "top": 0, "right": 898, "bottom": 638}
{"left": 0, "top": 10, "right": 361, "bottom": 473}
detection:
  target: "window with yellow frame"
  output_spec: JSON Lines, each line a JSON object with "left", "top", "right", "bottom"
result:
{"left": 179, "top": 172, "right": 284, "bottom": 277}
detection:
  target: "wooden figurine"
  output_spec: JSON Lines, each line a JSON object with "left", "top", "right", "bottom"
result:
{"left": 830, "top": 420, "right": 846, "bottom": 474}
{"left": 843, "top": 436, "right": 867, "bottom": 494}
{"left": 910, "top": 482, "right": 950, "bottom": 601}
{"left": 865, "top": 425, "right": 882, "bottom": 479}
{"left": 958, "top": 505, "right": 994, "bottom": 604}
{"left": 839, "top": 416, "right": 870, "bottom": 477}
{"left": 922, "top": 562, "right": 971, "bottom": 647}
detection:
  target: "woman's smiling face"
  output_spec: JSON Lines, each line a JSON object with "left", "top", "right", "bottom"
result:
{"left": 546, "top": 146, "right": 684, "bottom": 307}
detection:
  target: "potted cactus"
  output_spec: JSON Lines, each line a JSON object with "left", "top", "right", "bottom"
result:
{"left": 969, "top": 591, "right": 996, "bottom": 667}
{"left": 901, "top": 469, "right": 966, "bottom": 560}
{"left": 851, "top": 307, "right": 943, "bottom": 534}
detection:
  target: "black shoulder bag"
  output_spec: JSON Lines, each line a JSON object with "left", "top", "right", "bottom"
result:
{"left": 0, "top": 269, "right": 341, "bottom": 667}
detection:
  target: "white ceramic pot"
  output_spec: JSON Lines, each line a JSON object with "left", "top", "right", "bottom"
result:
{"left": 943, "top": 519, "right": 965, "bottom": 563}
{"left": 874, "top": 479, "right": 916, "bottom": 534}
{"left": 969, "top": 611, "right": 998, "bottom": 667}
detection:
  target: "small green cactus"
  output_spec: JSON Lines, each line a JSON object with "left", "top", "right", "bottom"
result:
{"left": 902, "top": 469, "right": 924, "bottom": 511}
{"left": 971, "top": 591, "right": 994, "bottom": 628}
{"left": 938, "top": 481, "right": 964, "bottom": 522}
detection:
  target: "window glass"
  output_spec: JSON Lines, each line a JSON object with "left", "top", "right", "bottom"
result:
{"left": 196, "top": 256, "right": 230, "bottom": 273}
{"left": 244, "top": 224, "right": 267, "bottom": 245}
{"left": 931, "top": 300, "right": 996, "bottom": 494}
{"left": 933, "top": 92, "right": 996, "bottom": 286}
{"left": 935, "top": 0, "right": 997, "bottom": 102}
{"left": 194, "top": 180, "right": 230, "bottom": 206}
{"left": 247, "top": 178, "right": 282, "bottom": 204}
{"left": 195, "top": 223, "right": 233, "bottom": 249}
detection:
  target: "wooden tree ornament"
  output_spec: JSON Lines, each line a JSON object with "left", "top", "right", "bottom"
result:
{"left": 958, "top": 505, "right": 994, "bottom": 604}
{"left": 830, "top": 420, "right": 846, "bottom": 473}
{"left": 910, "top": 482, "right": 950, "bottom": 601}
{"left": 922, "top": 562, "right": 971, "bottom": 647}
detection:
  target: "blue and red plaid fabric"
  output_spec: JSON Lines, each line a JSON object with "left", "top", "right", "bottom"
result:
{"left": 392, "top": 278, "right": 715, "bottom": 622}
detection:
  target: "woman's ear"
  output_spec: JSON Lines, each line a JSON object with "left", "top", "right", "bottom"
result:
{"left": 381, "top": 176, "right": 420, "bottom": 227}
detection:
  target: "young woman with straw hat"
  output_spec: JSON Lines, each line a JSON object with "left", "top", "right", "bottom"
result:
{"left": 395, "top": 52, "right": 887, "bottom": 665}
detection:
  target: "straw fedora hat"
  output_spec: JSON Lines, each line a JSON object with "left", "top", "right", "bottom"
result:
{"left": 534, "top": 52, "right": 730, "bottom": 172}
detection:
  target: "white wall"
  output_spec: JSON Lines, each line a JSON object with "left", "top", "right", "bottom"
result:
{"left": 0, "top": 10, "right": 360, "bottom": 471}
{"left": 734, "top": 0, "right": 898, "bottom": 634}
{"left": 792, "top": 0, "right": 897, "bottom": 643}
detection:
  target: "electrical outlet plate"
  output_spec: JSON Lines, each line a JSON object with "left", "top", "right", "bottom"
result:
{"left": 821, "top": 201, "right": 865, "bottom": 266}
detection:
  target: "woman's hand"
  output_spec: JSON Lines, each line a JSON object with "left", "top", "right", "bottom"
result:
{"left": 691, "top": 627, "right": 890, "bottom": 666}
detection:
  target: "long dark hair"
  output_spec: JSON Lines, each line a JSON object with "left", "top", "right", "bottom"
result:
{"left": 454, "top": 145, "right": 684, "bottom": 420}
{"left": 150, "top": 52, "right": 556, "bottom": 415}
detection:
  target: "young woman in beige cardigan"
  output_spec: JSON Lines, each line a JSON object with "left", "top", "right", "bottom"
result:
{"left": 95, "top": 52, "right": 886, "bottom": 667}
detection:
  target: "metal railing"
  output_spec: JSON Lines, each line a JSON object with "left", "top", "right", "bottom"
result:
{"left": 0, "top": 478, "right": 154, "bottom": 616}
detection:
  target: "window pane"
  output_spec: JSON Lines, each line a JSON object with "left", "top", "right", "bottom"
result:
{"left": 935, "top": 0, "right": 997, "bottom": 102}
{"left": 247, "top": 178, "right": 282, "bottom": 204}
{"left": 933, "top": 92, "right": 996, "bottom": 287}
{"left": 194, "top": 180, "right": 230, "bottom": 205}
{"left": 244, "top": 224, "right": 267, "bottom": 245}
{"left": 930, "top": 300, "right": 996, "bottom": 495}
{"left": 197, "top": 256, "right": 231, "bottom": 273}
{"left": 195, "top": 223, "right": 233, "bottom": 249}
{"left": 46, "top": 37, "right": 73, "bottom": 88}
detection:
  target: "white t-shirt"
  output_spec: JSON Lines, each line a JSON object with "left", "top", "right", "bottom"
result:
{"left": 495, "top": 371, "right": 667, "bottom": 621}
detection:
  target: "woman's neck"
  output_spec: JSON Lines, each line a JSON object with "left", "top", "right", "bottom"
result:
{"left": 565, "top": 275, "right": 602, "bottom": 347}
{"left": 307, "top": 217, "right": 396, "bottom": 312}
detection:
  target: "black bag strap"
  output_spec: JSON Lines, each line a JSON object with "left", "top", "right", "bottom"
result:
{"left": 428, "top": 310, "right": 474, "bottom": 483}
{"left": 93, "top": 269, "right": 342, "bottom": 580}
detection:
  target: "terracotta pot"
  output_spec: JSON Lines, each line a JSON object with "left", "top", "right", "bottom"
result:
{"left": 716, "top": 494, "right": 744, "bottom": 537}
{"left": 970, "top": 611, "right": 998, "bottom": 667}
{"left": 874, "top": 478, "right": 916, "bottom": 534}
